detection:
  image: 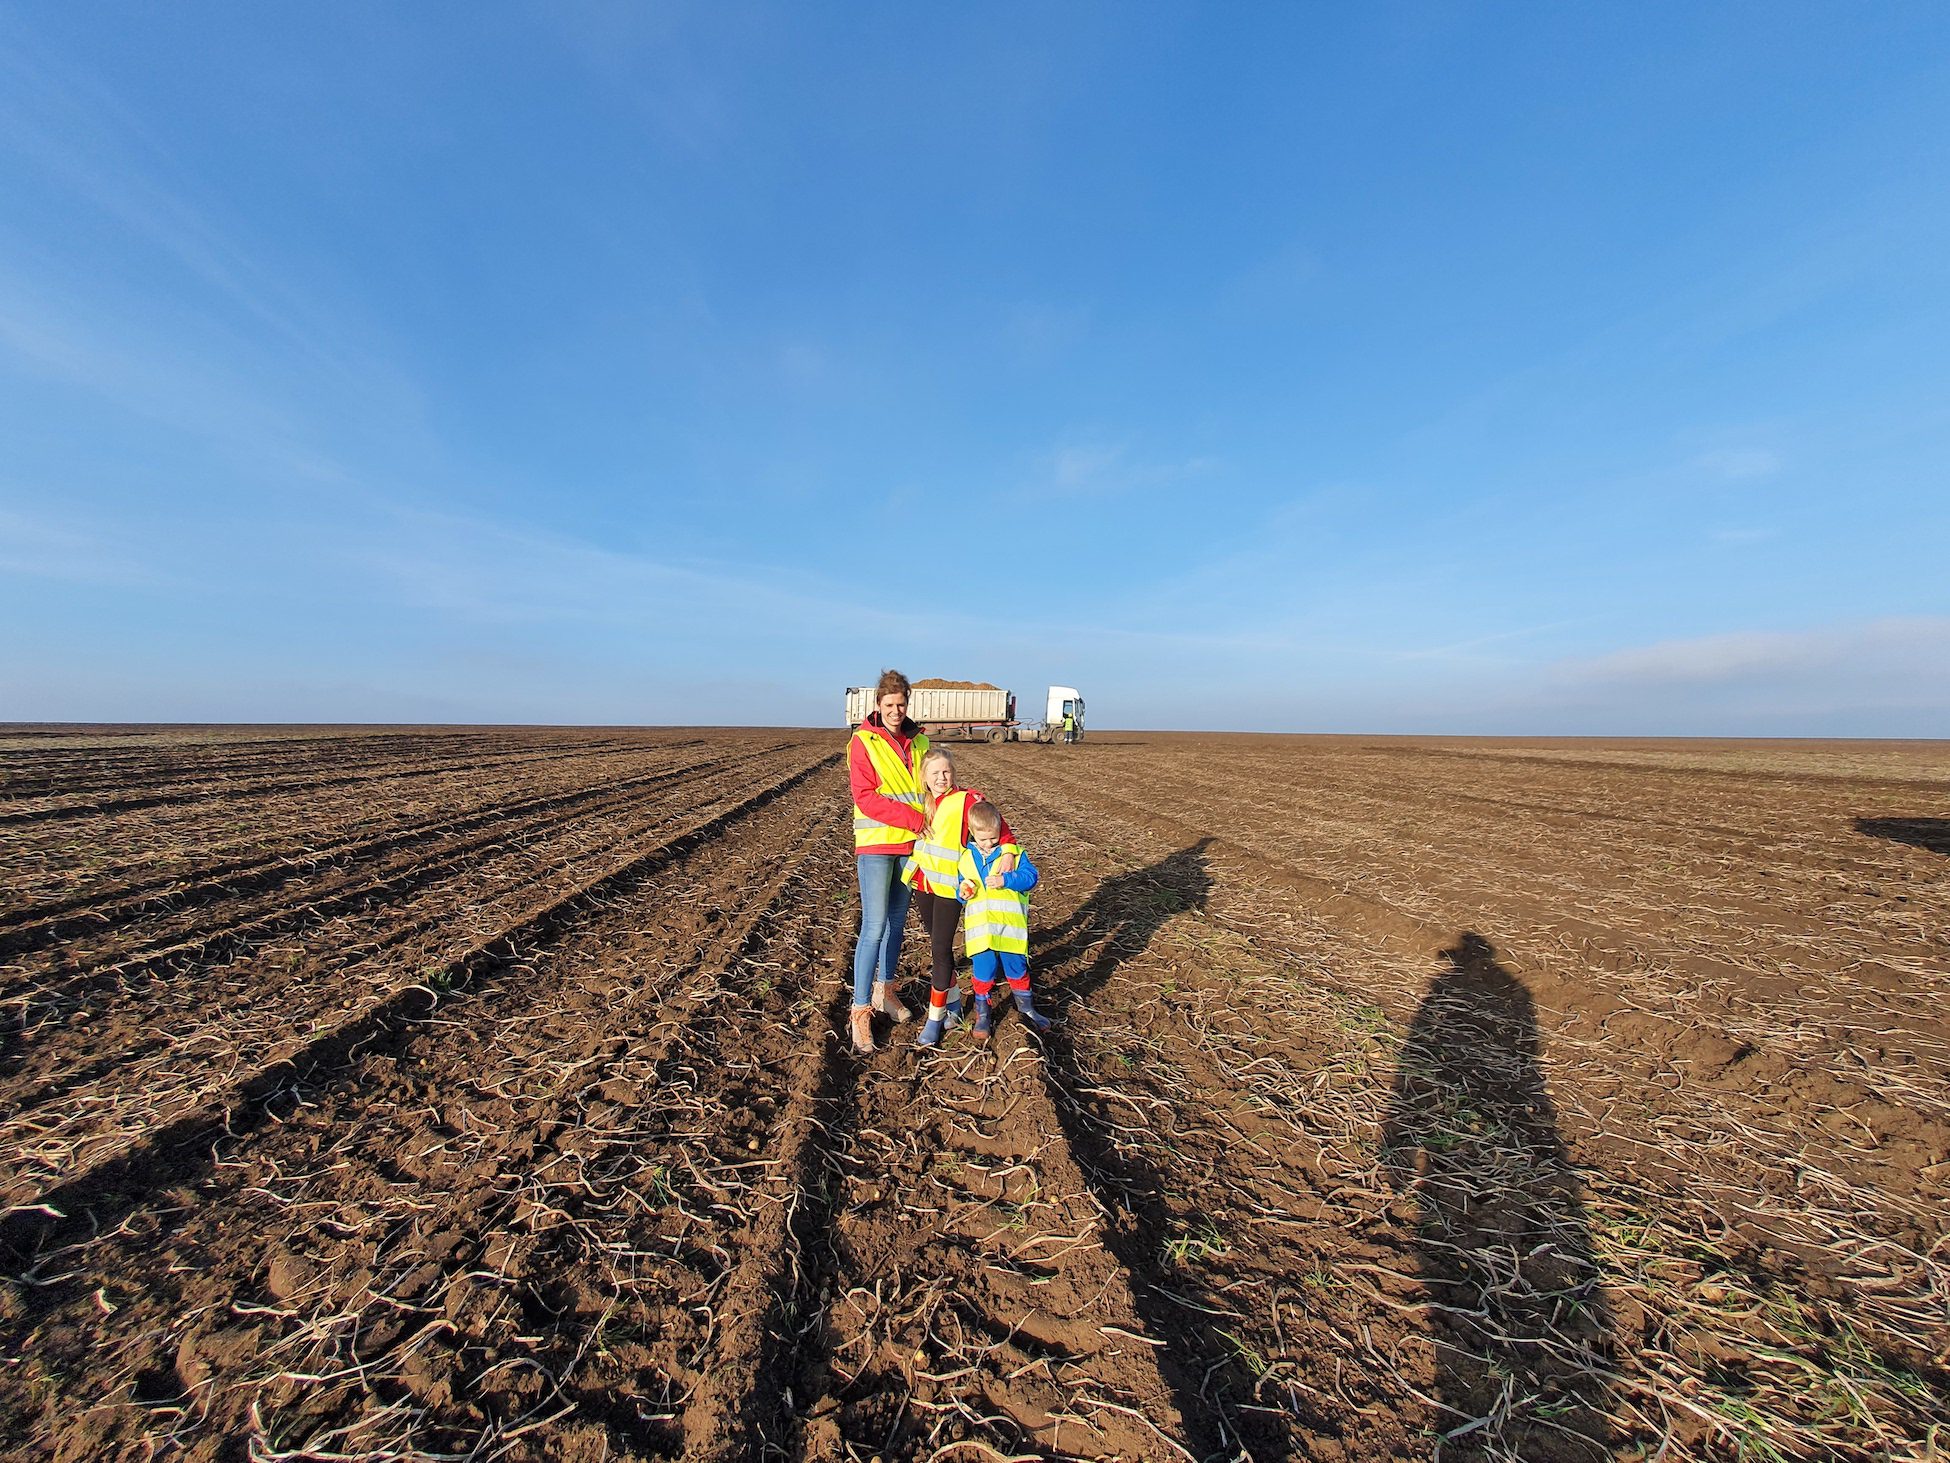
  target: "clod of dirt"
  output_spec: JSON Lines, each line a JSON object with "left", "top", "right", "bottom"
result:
{"left": 263, "top": 1252, "right": 311, "bottom": 1300}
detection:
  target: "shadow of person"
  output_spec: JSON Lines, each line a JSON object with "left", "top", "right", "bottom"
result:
{"left": 1382, "top": 933, "right": 1612, "bottom": 1460}
{"left": 1031, "top": 837, "right": 1214, "bottom": 996}
{"left": 1855, "top": 817, "right": 1950, "bottom": 857}
{"left": 1020, "top": 843, "right": 1299, "bottom": 1457}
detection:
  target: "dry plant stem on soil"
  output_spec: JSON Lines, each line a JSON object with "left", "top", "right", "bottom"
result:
{"left": 0, "top": 726, "right": 1945, "bottom": 1463}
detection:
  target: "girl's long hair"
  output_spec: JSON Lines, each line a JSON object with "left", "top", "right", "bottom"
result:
{"left": 919, "top": 747, "right": 955, "bottom": 823}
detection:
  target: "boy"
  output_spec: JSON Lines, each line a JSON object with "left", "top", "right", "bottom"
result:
{"left": 955, "top": 801, "right": 1048, "bottom": 1040}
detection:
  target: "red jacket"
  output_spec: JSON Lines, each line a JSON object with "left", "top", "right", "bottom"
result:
{"left": 849, "top": 714, "right": 927, "bottom": 856}
{"left": 848, "top": 720, "right": 1018, "bottom": 857}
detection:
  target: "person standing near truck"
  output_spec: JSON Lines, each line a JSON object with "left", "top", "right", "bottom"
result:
{"left": 1062, "top": 709, "right": 1076, "bottom": 745}
{"left": 848, "top": 669, "right": 927, "bottom": 1053}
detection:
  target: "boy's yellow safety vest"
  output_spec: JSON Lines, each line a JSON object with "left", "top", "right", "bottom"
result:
{"left": 902, "top": 789, "right": 971, "bottom": 895}
{"left": 959, "top": 842, "right": 1029, "bottom": 955}
{"left": 851, "top": 725, "right": 930, "bottom": 852}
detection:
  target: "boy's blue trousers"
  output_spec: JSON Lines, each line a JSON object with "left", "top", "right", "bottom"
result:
{"left": 970, "top": 949, "right": 1030, "bottom": 997}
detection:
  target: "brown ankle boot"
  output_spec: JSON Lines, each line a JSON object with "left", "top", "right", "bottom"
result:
{"left": 872, "top": 981, "right": 913, "bottom": 1024}
{"left": 849, "top": 1005, "right": 876, "bottom": 1054}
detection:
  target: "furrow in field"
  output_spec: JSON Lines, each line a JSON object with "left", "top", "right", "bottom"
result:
{"left": 969, "top": 747, "right": 1948, "bottom": 1462}
{"left": 0, "top": 751, "right": 789, "bottom": 1123}
{"left": 0, "top": 750, "right": 839, "bottom": 1233}
{"left": 1023, "top": 748, "right": 1950, "bottom": 1019}
{"left": 2, "top": 756, "right": 854, "bottom": 1462}
{"left": 0, "top": 729, "right": 642, "bottom": 803}
{"left": 0, "top": 739, "right": 730, "bottom": 948}
{"left": 780, "top": 894, "right": 1192, "bottom": 1458}
{"left": 0, "top": 737, "right": 657, "bottom": 826}
{"left": 0, "top": 729, "right": 526, "bottom": 802}
{"left": 0, "top": 742, "right": 777, "bottom": 984}
{"left": 0, "top": 734, "right": 735, "bottom": 919}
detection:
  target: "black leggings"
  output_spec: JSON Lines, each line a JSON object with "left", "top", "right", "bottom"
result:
{"left": 911, "top": 888, "right": 961, "bottom": 993}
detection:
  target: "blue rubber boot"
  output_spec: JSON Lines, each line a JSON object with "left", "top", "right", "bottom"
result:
{"left": 916, "top": 1017, "right": 944, "bottom": 1049}
{"left": 1013, "top": 986, "right": 1052, "bottom": 1033}
{"left": 972, "top": 997, "right": 993, "bottom": 1044}
{"left": 942, "top": 989, "right": 964, "bottom": 1031}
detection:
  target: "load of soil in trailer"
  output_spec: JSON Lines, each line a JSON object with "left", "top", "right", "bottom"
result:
{"left": 910, "top": 677, "right": 1000, "bottom": 690}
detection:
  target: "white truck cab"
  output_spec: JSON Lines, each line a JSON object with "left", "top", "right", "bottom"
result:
{"left": 1046, "top": 686, "right": 1085, "bottom": 742}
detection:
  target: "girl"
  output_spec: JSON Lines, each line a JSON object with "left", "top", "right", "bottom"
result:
{"left": 902, "top": 746, "right": 1014, "bottom": 1048}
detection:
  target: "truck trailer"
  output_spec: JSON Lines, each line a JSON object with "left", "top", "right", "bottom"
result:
{"left": 844, "top": 683, "right": 1085, "bottom": 743}
{"left": 844, "top": 685, "right": 1016, "bottom": 741}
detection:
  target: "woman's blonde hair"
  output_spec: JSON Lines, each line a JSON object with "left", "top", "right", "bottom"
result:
{"left": 919, "top": 747, "right": 955, "bottom": 820}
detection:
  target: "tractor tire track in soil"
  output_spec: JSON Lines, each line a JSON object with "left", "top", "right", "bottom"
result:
{"left": 0, "top": 737, "right": 657, "bottom": 827}
{"left": 0, "top": 740, "right": 746, "bottom": 963}
{"left": 969, "top": 744, "right": 1947, "bottom": 1462}
{"left": 785, "top": 1023, "right": 1193, "bottom": 1463}
{"left": 0, "top": 734, "right": 718, "bottom": 920}
{"left": 2, "top": 749, "right": 852, "bottom": 1461}
{"left": 0, "top": 743, "right": 791, "bottom": 1024}
{"left": 0, "top": 749, "right": 837, "bottom": 1231}
{"left": 0, "top": 745, "right": 806, "bottom": 1147}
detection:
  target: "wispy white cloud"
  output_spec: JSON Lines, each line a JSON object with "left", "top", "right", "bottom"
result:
{"left": 1037, "top": 437, "right": 1219, "bottom": 497}
{"left": 0, "top": 504, "right": 158, "bottom": 585}
{"left": 1217, "top": 239, "right": 1323, "bottom": 319}
{"left": 346, "top": 504, "right": 911, "bottom": 642}
{"left": 0, "top": 24, "right": 428, "bottom": 476}
{"left": 1696, "top": 447, "right": 1783, "bottom": 481}
{"left": 1002, "top": 302, "right": 1090, "bottom": 362}
{"left": 1556, "top": 616, "right": 1950, "bottom": 690}
{"left": 1386, "top": 619, "right": 1591, "bottom": 664}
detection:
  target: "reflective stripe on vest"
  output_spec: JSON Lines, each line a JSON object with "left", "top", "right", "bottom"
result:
{"left": 959, "top": 842, "right": 1029, "bottom": 955}
{"left": 902, "top": 789, "right": 971, "bottom": 894}
{"left": 852, "top": 725, "right": 929, "bottom": 851}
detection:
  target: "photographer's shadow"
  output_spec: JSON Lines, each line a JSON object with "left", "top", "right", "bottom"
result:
{"left": 1855, "top": 817, "right": 1950, "bottom": 857}
{"left": 1382, "top": 934, "right": 1612, "bottom": 1459}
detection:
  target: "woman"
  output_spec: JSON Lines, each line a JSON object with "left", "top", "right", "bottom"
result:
{"left": 904, "top": 747, "right": 1015, "bottom": 1047}
{"left": 847, "top": 669, "right": 928, "bottom": 1052}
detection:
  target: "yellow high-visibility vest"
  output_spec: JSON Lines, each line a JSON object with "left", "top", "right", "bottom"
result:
{"left": 902, "top": 789, "right": 972, "bottom": 895}
{"left": 851, "top": 724, "right": 930, "bottom": 852}
{"left": 958, "top": 842, "right": 1029, "bottom": 955}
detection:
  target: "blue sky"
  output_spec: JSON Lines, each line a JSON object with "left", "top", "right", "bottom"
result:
{"left": 2, "top": 3, "right": 1947, "bottom": 733}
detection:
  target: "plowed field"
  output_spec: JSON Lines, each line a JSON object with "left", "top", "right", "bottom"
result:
{"left": 2, "top": 726, "right": 1944, "bottom": 1462}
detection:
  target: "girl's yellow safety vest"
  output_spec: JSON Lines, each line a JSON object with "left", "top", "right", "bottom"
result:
{"left": 902, "top": 789, "right": 971, "bottom": 895}
{"left": 959, "top": 842, "right": 1029, "bottom": 955}
{"left": 851, "top": 725, "right": 930, "bottom": 852}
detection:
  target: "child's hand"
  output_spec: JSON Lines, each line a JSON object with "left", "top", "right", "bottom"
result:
{"left": 986, "top": 869, "right": 1007, "bottom": 889}
{"left": 994, "top": 851, "right": 1016, "bottom": 875}
{"left": 958, "top": 879, "right": 978, "bottom": 900}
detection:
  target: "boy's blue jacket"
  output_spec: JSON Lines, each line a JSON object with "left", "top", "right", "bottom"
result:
{"left": 957, "top": 843, "right": 1039, "bottom": 899}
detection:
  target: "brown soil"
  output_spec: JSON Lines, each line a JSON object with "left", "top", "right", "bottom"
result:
{"left": 0, "top": 727, "right": 1943, "bottom": 1461}
{"left": 911, "top": 679, "right": 1001, "bottom": 691}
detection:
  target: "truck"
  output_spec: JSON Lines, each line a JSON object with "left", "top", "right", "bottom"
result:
{"left": 843, "top": 682, "right": 1085, "bottom": 744}
{"left": 1042, "top": 685, "right": 1086, "bottom": 744}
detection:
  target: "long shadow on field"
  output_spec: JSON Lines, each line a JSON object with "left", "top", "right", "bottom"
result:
{"left": 1025, "top": 842, "right": 1248, "bottom": 1458}
{"left": 1382, "top": 934, "right": 1612, "bottom": 1460}
{"left": 1856, "top": 817, "right": 1950, "bottom": 857}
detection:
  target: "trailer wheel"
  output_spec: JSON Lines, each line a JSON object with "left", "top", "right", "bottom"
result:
{"left": 986, "top": 727, "right": 1005, "bottom": 743}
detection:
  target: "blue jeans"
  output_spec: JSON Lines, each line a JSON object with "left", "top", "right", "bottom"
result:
{"left": 853, "top": 854, "right": 913, "bottom": 1006}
